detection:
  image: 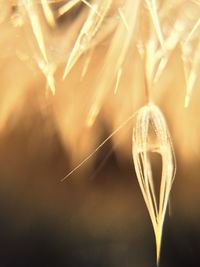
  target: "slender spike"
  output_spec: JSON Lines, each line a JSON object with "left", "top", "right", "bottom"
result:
{"left": 114, "top": 68, "right": 122, "bottom": 95}
{"left": 62, "top": 5, "right": 98, "bottom": 79}
{"left": 184, "top": 72, "right": 196, "bottom": 108}
{"left": 81, "top": 0, "right": 102, "bottom": 17}
{"left": 145, "top": 37, "right": 159, "bottom": 87}
{"left": 86, "top": 103, "right": 99, "bottom": 128}
{"left": 145, "top": 0, "right": 166, "bottom": 51}
{"left": 81, "top": 48, "right": 94, "bottom": 79}
{"left": 36, "top": 58, "right": 56, "bottom": 94}
{"left": 23, "top": 0, "right": 56, "bottom": 93}
{"left": 23, "top": 0, "right": 48, "bottom": 62}
{"left": 63, "top": 0, "right": 112, "bottom": 79}
{"left": 58, "top": 0, "right": 101, "bottom": 17}
{"left": 41, "top": 0, "right": 56, "bottom": 27}
{"left": 87, "top": 0, "right": 140, "bottom": 124}
{"left": 155, "top": 224, "right": 162, "bottom": 266}
{"left": 46, "top": 70, "right": 56, "bottom": 95}
{"left": 58, "top": 0, "right": 81, "bottom": 16}
{"left": 186, "top": 17, "right": 200, "bottom": 42}
{"left": 184, "top": 39, "right": 200, "bottom": 108}
{"left": 153, "top": 54, "right": 168, "bottom": 84}
{"left": 181, "top": 43, "right": 191, "bottom": 94}
{"left": 118, "top": 7, "right": 130, "bottom": 33}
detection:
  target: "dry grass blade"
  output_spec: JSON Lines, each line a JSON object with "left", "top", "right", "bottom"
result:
{"left": 58, "top": 0, "right": 81, "bottom": 16}
{"left": 118, "top": 7, "right": 130, "bottom": 33}
{"left": 63, "top": 0, "right": 112, "bottom": 79}
{"left": 22, "top": 0, "right": 56, "bottom": 94}
{"left": 145, "top": 0, "right": 165, "bottom": 51}
{"left": 81, "top": 0, "right": 101, "bottom": 16}
{"left": 81, "top": 47, "right": 94, "bottom": 79}
{"left": 58, "top": 0, "right": 100, "bottom": 17}
{"left": 41, "top": 0, "right": 56, "bottom": 27}
{"left": 186, "top": 17, "right": 200, "bottom": 43}
{"left": 23, "top": 0, "right": 48, "bottom": 62}
{"left": 132, "top": 103, "right": 176, "bottom": 264}
{"left": 37, "top": 58, "right": 56, "bottom": 95}
{"left": 87, "top": 0, "right": 140, "bottom": 126}
{"left": 184, "top": 39, "right": 200, "bottom": 108}
{"left": 114, "top": 68, "right": 122, "bottom": 95}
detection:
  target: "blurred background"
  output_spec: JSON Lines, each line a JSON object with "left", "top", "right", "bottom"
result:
{"left": 0, "top": 0, "right": 200, "bottom": 266}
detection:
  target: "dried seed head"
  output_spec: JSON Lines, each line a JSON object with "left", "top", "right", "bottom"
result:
{"left": 132, "top": 103, "right": 176, "bottom": 265}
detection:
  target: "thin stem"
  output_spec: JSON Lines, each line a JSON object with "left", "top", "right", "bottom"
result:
{"left": 61, "top": 110, "right": 138, "bottom": 182}
{"left": 143, "top": 48, "right": 152, "bottom": 103}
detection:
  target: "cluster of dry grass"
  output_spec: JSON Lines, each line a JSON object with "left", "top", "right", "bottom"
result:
{"left": 1, "top": 0, "right": 200, "bottom": 264}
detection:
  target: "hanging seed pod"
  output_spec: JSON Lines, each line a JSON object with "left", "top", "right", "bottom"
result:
{"left": 132, "top": 103, "right": 176, "bottom": 265}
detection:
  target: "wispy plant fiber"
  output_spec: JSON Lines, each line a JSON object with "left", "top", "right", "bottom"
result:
{"left": 132, "top": 103, "right": 176, "bottom": 264}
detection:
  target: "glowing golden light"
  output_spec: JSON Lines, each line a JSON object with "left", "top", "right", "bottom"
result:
{"left": 1, "top": 0, "right": 200, "bottom": 264}
{"left": 132, "top": 103, "right": 176, "bottom": 264}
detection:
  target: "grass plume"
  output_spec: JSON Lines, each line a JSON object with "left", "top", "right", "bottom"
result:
{"left": 132, "top": 103, "right": 176, "bottom": 264}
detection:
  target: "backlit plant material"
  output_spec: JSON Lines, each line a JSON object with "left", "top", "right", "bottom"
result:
{"left": 132, "top": 103, "right": 176, "bottom": 264}
{"left": 1, "top": 0, "right": 200, "bottom": 264}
